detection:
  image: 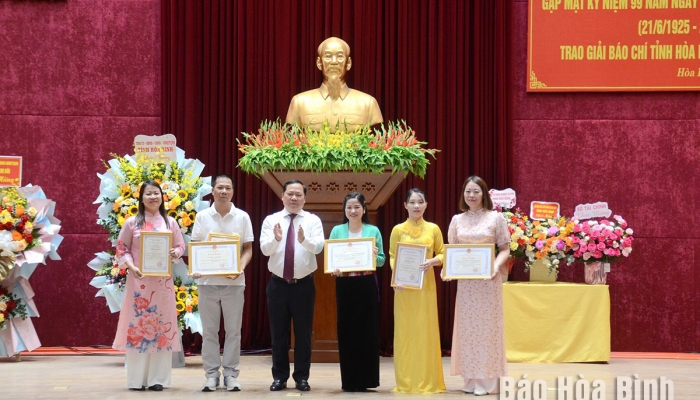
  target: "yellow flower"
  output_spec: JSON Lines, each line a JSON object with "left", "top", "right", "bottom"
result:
{"left": 510, "top": 241, "right": 519, "bottom": 251}
{"left": 27, "top": 207, "right": 38, "bottom": 217}
{"left": 175, "top": 301, "right": 185, "bottom": 312}
{"left": 167, "top": 210, "right": 178, "bottom": 218}
{"left": 177, "top": 190, "right": 187, "bottom": 199}
{"left": 117, "top": 215, "right": 126, "bottom": 226}
{"left": 184, "top": 201, "right": 195, "bottom": 211}
{"left": 188, "top": 212, "right": 196, "bottom": 222}
{"left": 111, "top": 267, "right": 119, "bottom": 277}
{"left": 185, "top": 299, "right": 192, "bottom": 307}
{"left": 128, "top": 206, "right": 138, "bottom": 216}
{"left": 0, "top": 313, "right": 4, "bottom": 323}
{"left": 176, "top": 291, "right": 187, "bottom": 301}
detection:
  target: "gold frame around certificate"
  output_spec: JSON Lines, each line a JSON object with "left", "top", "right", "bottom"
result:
{"left": 323, "top": 237, "right": 376, "bottom": 274}
{"left": 139, "top": 231, "right": 173, "bottom": 277}
{"left": 390, "top": 242, "right": 428, "bottom": 290}
{"left": 188, "top": 240, "right": 241, "bottom": 276}
{"left": 206, "top": 232, "right": 241, "bottom": 242}
{"left": 442, "top": 244, "right": 495, "bottom": 279}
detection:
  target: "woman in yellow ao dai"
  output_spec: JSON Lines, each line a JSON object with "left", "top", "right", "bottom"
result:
{"left": 389, "top": 188, "right": 446, "bottom": 394}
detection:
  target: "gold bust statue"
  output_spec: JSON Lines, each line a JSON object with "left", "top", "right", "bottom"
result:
{"left": 286, "top": 37, "right": 383, "bottom": 133}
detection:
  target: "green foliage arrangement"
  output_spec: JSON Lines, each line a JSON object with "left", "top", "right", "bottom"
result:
{"left": 237, "top": 120, "right": 439, "bottom": 178}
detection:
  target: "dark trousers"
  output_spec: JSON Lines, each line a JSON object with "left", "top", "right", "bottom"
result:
{"left": 336, "top": 274, "right": 380, "bottom": 390}
{"left": 266, "top": 274, "right": 315, "bottom": 382}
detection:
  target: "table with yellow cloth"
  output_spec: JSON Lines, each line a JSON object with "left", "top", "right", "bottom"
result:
{"left": 503, "top": 282, "right": 610, "bottom": 363}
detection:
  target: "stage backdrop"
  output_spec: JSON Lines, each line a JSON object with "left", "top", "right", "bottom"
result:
{"left": 0, "top": 0, "right": 698, "bottom": 354}
{"left": 161, "top": 0, "right": 509, "bottom": 353}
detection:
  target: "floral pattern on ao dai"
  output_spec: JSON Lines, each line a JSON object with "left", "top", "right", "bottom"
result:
{"left": 448, "top": 209, "right": 509, "bottom": 380}
{"left": 112, "top": 213, "right": 185, "bottom": 354}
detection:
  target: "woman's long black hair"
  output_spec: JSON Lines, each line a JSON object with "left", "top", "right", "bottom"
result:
{"left": 135, "top": 179, "right": 169, "bottom": 228}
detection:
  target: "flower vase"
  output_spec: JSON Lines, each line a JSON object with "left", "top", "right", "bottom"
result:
{"left": 529, "top": 259, "right": 558, "bottom": 282}
{"left": 584, "top": 261, "right": 608, "bottom": 285}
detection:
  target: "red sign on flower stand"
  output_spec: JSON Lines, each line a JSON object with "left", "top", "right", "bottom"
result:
{"left": 0, "top": 156, "right": 22, "bottom": 187}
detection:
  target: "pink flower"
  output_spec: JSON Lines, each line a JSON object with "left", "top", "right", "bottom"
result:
{"left": 593, "top": 251, "right": 603, "bottom": 258}
{"left": 614, "top": 249, "right": 621, "bottom": 256}
{"left": 573, "top": 224, "right": 582, "bottom": 233}
{"left": 582, "top": 224, "right": 590, "bottom": 233}
{"left": 583, "top": 252, "right": 592, "bottom": 261}
{"left": 116, "top": 240, "right": 129, "bottom": 259}
{"left": 574, "top": 251, "right": 582, "bottom": 258}
{"left": 127, "top": 326, "right": 144, "bottom": 347}
{"left": 535, "top": 240, "right": 544, "bottom": 250}
{"left": 610, "top": 234, "right": 618, "bottom": 241}
{"left": 572, "top": 236, "right": 580, "bottom": 244}
{"left": 622, "top": 238, "right": 632, "bottom": 248}
{"left": 590, "top": 230, "right": 600, "bottom": 238}
{"left": 134, "top": 296, "right": 150, "bottom": 311}
{"left": 600, "top": 219, "right": 610, "bottom": 225}
{"left": 614, "top": 227, "right": 624, "bottom": 236}
{"left": 572, "top": 244, "right": 580, "bottom": 251}
{"left": 587, "top": 243, "right": 597, "bottom": 252}
{"left": 597, "top": 242, "right": 606, "bottom": 251}
{"left": 625, "top": 228, "right": 634, "bottom": 235}
{"left": 138, "top": 313, "right": 160, "bottom": 341}
{"left": 547, "top": 226, "right": 559, "bottom": 236}
{"left": 157, "top": 334, "right": 170, "bottom": 349}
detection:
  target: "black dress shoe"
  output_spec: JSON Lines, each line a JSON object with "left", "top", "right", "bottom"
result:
{"left": 129, "top": 386, "right": 145, "bottom": 391}
{"left": 148, "top": 384, "right": 163, "bottom": 391}
{"left": 295, "top": 379, "right": 311, "bottom": 391}
{"left": 269, "top": 380, "right": 287, "bottom": 391}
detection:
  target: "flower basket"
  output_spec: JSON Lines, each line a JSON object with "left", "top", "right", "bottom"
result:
{"left": 237, "top": 120, "right": 439, "bottom": 179}
{"left": 571, "top": 215, "right": 633, "bottom": 285}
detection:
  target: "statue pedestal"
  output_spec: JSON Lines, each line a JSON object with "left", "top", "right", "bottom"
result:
{"left": 260, "top": 168, "right": 405, "bottom": 362}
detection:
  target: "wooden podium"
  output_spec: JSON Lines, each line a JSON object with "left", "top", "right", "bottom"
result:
{"left": 261, "top": 168, "right": 405, "bottom": 362}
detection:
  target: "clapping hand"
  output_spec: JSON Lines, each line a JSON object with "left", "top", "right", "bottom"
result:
{"left": 297, "top": 225, "right": 305, "bottom": 243}
{"left": 273, "top": 223, "right": 283, "bottom": 242}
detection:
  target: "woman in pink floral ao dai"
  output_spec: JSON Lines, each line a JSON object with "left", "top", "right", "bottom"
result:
{"left": 112, "top": 180, "right": 186, "bottom": 391}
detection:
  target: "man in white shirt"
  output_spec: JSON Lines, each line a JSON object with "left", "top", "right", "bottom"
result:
{"left": 190, "top": 174, "right": 253, "bottom": 392}
{"left": 260, "top": 180, "right": 324, "bottom": 392}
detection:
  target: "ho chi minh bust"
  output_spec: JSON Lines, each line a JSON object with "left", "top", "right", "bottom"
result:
{"left": 285, "top": 37, "right": 383, "bottom": 133}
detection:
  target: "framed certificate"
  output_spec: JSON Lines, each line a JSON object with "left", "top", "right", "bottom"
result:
{"left": 391, "top": 242, "right": 428, "bottom": 290}
{"left": 442, "top": 244, "right": 494, "bottom": 279}
{"left": 188, "top": 240, "right": 241, "bottom": 276}
{"left": 323, "top": 237, "right": 376, "bottom": 273}
{"left": 206, "top": 232, "right": 241, "bottom": 242}
{"left": 139, "top": 231, "right": 173, "bottom": 276}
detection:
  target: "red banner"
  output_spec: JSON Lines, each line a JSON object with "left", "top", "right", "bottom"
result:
{"left": 0, "top": 156, "right": 22, "bottom": 187}
{"left": 528, "top": 0, "right": 700, "bottom": 91}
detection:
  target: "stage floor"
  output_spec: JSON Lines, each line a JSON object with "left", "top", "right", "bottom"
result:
{"left": 0, "top": 354, "right": 697, "bottom": 399}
